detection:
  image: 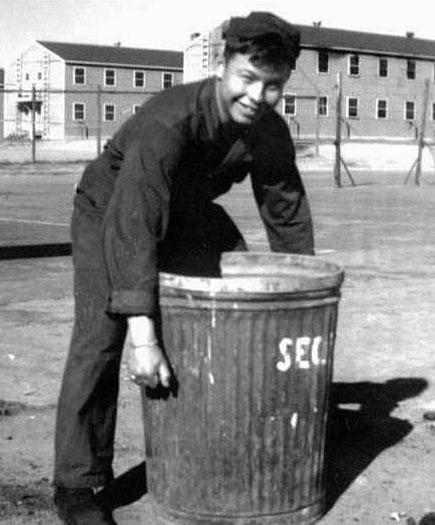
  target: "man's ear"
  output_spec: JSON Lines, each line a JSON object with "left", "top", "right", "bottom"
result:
{"left": 215, "top": 62, "right": 225, "bottom": 79}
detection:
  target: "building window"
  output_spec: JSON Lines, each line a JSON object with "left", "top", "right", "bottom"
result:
{"left": 405, "top": 101, "right": 415, "bottom": 120}
{"left": 318, "top": 50, "right": 329, "bottom": 74}
{"left": 37, "top": 72, "right": 42, "bottom": 80}
{"left": 104, "top": 69, "right": 116, "bottom": 86}
{"left": 317, "top": 96, "right": 328, "bottom": 116}
{"left": 379, "top": 58, "right": 388, "bottom": 77}
{"left": 74, "top": 67, "right": 85, "bottom": 85}
{"left": 376, "top": 99, "right": 388, "bottom": 119}
{"left": 163, "top": 72, "right": 173, "bottom": 89}
{"left": 407, "top": 59, "right": 416, "bottom": 80}
{"left": 283, "top": 94, "right": 296, "bottom": 116}
{"left": 347, "top": 97, "right": 359, "bottom": 118}
{"left": 73, "top": 102, "right": 85, "bottom": 121}
{"left": 104, "top": 104, "right": 115, "bottom": 121}
{"left": 348, "top": 54, "right": 360, "bottom": 76}
{"left": 25, "top": 73, "right": 30, "bottom": 81}
{"left": 134, "top": 70, "right": 145, "bottom": 88}
{"left": 432, "top": 103, "right": 435, "bottom": 121}
{"left": 133, "top": 105, "right": 141, "bottom": 114}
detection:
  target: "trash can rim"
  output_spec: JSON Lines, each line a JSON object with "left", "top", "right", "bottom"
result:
{"left": 159, "top": 252, "right": 344, "bottom": 295}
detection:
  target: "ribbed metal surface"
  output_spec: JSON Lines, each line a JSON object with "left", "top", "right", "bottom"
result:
{"left": 144, "top": 285, "right": 340, "bottom": 525}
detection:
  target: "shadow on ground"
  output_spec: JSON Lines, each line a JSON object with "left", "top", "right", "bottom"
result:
{"left": 98, "top": 462, "right": 148, "bottom": 511}
{"left": 96, "top": 377, "right": 429, "bottom": 520}
{"left": 0, "top": 243, "right": 71, "bottom": 260}
{"left": 325, "top": 377, "right": 428, "bottom": 508}
{"left": 1, "top": 377, "right": 427, "bottom": 521}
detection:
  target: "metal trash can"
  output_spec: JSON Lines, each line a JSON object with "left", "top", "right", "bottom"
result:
{"left": 142, "top": 252, "right": 344, "bottom": 525}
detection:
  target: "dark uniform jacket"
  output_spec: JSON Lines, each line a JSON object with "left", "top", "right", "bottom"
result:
{"left": 72, "top": 77, "right": 314, "bottom": 318}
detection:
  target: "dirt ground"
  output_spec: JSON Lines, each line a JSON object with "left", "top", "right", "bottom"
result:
{"left": 0, "top": 159, "right": 435, "bottom": 524}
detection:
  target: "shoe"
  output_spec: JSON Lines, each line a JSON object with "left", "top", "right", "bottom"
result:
{"left": 54, "top": 487, "right": 117, "bottom": 524}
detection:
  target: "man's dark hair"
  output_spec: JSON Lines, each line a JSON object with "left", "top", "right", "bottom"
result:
{"left": 223, "top": 34, "right": 294, "bottom": 68}
{"left": 222, "top": 12, "right": 300, "bottom": 68}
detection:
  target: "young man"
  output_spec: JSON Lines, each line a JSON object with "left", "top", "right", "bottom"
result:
{"left": 54, "top": 11, "right": 314, "bottom": 524}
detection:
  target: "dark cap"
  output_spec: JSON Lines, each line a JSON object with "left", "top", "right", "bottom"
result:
{"left": 223, "top": 11, "right": 300, "bottom": 63}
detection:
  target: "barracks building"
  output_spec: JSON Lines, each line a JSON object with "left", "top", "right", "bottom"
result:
{"left": 3, "top": 22, "right": 435, "bottom": 143}
{"left": 3, "top": 41, "right": 183, "bottom": 140}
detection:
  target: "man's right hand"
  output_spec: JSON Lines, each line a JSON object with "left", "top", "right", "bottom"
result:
{"left": 127, "top": 342, "right": 171, "bottom": 388}
{"left": 127, "top": 315, "right": 171, "bottom": 388}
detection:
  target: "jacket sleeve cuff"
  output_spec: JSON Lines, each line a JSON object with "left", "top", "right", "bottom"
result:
{"left": 107, "top": 288, "right": 157, "bottom": 317}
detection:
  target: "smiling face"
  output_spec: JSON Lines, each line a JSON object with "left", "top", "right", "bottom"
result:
{"left": 215, "top": 52, "right": 291, "bottom": 126}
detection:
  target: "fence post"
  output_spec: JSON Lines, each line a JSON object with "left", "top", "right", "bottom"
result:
{"left": 334, "top": 72, "right": 342, "bottom": 188}
{"left": 415, "top": 78, "right": 430, "bottom": 186}
{"left": 404, "top": 78, "right": 430, "bottom": 186}
{"left": 96, "top": 85, "right": 102, "bottom": 156}
{"left": 31, "top": 85, "right": 36, "bottom": 163}
{"left": 315, "top": 96, "right": 320, "bottom": 156}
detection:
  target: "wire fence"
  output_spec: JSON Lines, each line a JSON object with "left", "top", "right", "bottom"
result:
{"left": 2, "top": 86, "right": 326, "bottom": 161}
{"left": 1, "top": 86, "right": 159, "bottom": 161}
{"left": 1, "top": 82, "right": 434, "bottom": 170}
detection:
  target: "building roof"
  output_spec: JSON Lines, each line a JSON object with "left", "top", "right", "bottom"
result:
{"left": 37, "top": 41, "right": 183, "bottom": 70}
{"left": 210, "top": 20, "right": 435, "bottom": 60}
{"left": 296, "top": 24, "right": 435, "bottom": 59}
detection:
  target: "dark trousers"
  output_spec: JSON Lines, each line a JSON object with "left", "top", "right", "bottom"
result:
{"left": 54, "top": 202, "right": 247, "bottom": 488}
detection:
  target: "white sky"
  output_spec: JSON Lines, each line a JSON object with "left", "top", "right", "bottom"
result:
{"left": 1, "top": 0, "right": 435, "bottom": 68}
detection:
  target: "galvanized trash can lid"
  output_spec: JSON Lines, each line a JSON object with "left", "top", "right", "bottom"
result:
{"left": 159, "top": 252, "right": 344, "bottom": 295}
